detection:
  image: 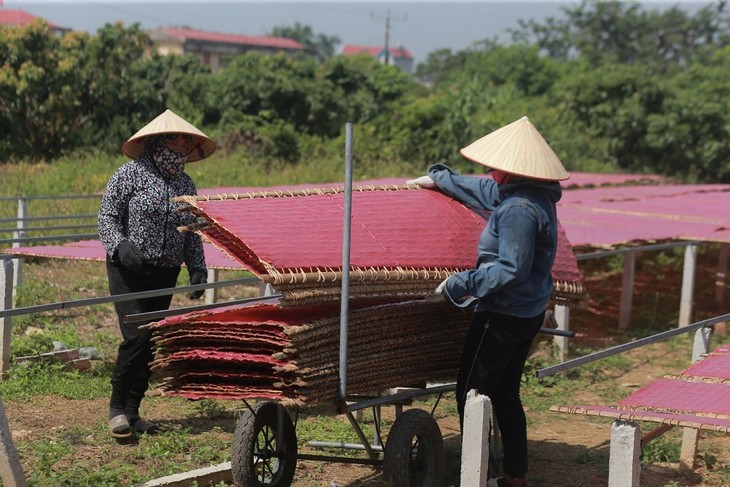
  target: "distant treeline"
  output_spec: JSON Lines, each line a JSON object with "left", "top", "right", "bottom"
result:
{"left": 1, "top": 0, "right": 730, "bottom": 182}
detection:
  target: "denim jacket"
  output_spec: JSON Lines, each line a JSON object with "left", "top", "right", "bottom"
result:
{"left": 428, "top": 164, "right": 562, "bottom": 318}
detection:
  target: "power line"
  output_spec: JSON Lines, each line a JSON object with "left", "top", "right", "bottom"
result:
{"left": 370, "top": 10, "right": 406, "bottom": 65}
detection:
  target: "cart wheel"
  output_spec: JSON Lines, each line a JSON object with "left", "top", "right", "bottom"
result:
{"left": 383, "top": 408, "right": 445, "bottom": 487}
{"left": 231, "top": 401, "right": 298, "bottom": 487}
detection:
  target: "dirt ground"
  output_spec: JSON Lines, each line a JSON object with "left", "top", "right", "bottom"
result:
{"left": 4, "top": 245, "right": 730, "bottom": 486}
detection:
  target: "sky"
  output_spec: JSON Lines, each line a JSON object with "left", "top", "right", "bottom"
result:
{"left": 3, "top": 1, "right": 713, "bottom": 64}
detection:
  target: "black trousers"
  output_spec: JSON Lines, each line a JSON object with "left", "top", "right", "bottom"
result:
{"left": 456, "top": 310, "right": 545, "bottom": 476}
{"left": 106, "top": 257, "right": 180, "bottom": 418}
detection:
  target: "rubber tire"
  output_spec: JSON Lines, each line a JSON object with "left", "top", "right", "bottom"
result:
{"left": 231, "top": 401, "right": 298, "bottom": 487}
{"left": 383, "top": 408, "right": 445, "bottom": 487}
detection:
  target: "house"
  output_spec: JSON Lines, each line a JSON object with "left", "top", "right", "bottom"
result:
{"left": 341, "top": 44, "right": 414, "bottom": 74}
{"left": 147, "top": 27, "right": 309, "bottom": 71}
{"left": 0, "top": 8, "right": 70, "bottom": 36}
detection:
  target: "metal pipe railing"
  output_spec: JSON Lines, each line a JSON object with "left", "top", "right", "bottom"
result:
{"left": 0, "top": 224, "right": 98, "bottom": 233}
{"left": 0, "top": 195, "right": 101, "bottom": 202}
{"left": 0, "top": 214, "right": 98, "bottom": 224}
{"left": 536, "top": 313, "right": 730, "bottom": 378}
{"left": 0, "top": 234, "right": 99, "bottom": 245}
{"left": 0, "top": 277, "right": 260, "bottom": 319}
{"left": 575, "top": 240, "right": 700, "bottom": 261}
{"left": 124, "top": 293, "right": 282, "bottom": 323}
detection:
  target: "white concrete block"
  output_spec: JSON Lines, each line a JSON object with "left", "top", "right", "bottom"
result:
{"left": 136, "top": 461, "right": 232, "bottom": 487}
{"left": 608, "top": 420, "right": 641, "bottom": 487}
{"left": 460, "top": 389, "right": 491, "bottom": 487}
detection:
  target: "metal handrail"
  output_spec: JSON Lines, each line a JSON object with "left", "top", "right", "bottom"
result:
{"left": 0, "top": 277, "right": 260, "bottom": 319}
{"left": 0, "top": 224, "right": 98, "bottom": 233}
{"left": 0, "top": 214, "right": 98, "bottom": 224}
{"left": 536, "top": 313, "right": 730, "bottom": 378}
{"left": 575, "top": 240, "right": 700, "bottom": 261}
{"left": 125, "top": 293, "right": 283, "bottom": 323}
{"left": 0, "top": 234, "right": 99, "bottom": 245}
{"left": 0, "top": 194, "right": 101, "bottom": 202}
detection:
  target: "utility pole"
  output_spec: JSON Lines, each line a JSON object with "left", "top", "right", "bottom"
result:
{"left": 371, "top": 10, "right": 406, "bottom": 65}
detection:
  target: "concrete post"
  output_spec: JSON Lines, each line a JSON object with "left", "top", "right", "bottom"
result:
{"left": 0, "top": 260, "right": 13, "bottom": 378}
{"left": 680, "top": 326, "right": 712, "bottom": 470}
{"left": 618, "top": 252, "right": 635, "bottom": 329}
{"left": 0, "top": 395, "right": 27, "bottom": 487}
{"left": 553, "top": 304, "right": 570, "bottom": 363}
{"left": 679, "top": 244, "right": 697, "bottom": 327}
{"left": 680, "top": 427, "right": 699, "bottom": 471}
{"left": 691, "top": 326, "right": 711, "bottom": 362}
{"left": 261, "top": 282, "right": 276, "bottom": 297}
{"left": 608, "top": 419, "right": 641, "bottom": 487}
{"left": 204, "top": 268, "right": 218, "bottom": 305}
{"left": 11, "top": 198, "right": 26, "bottom": 304}
{"left": 460, "top": 389, "right": 490, "bottom": 487}
{"left": 716, "top": 244, "right": 728, "bottom": 304}
{"left": 715, "top": 244, "right": 728, "bottom": 335}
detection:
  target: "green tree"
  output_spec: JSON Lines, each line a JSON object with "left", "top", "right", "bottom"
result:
{"left": 74, "top": 23, "right": 164, "bottom": 153}
{"left": 270, "top": 22, "right": 341, "bottom": 61}
{"left": 213, "top": 52, "right": 320, "bottom": 130}
{"left": 0, "top": 20, "right": 88, "bottom": 161}
{"left": 511, "top": 0, "right": 730, "bottom": 71}
{"left": 643, "top": 61, "right": 730, "bottom": 182}
{"left": 558, "top": 61, "right": 664, "bottom": 170}
{"left": 556, "top": 56, "right": 730, "bottom": 182}
{"left": 414, "top": 48, "right": 471, "bottom": 88}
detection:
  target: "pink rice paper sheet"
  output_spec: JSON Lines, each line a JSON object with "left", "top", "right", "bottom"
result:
{"left": 554, "top": 345, "right": 730, "bottom": 431}
{"left": 678, "top": 353, "right": 730, "bottom": 381}
{"left": 151, "top": 301, "right": 339, "bottom": 328}
{"left": 549, "top": 405, "right": 730, "bottom": 433}
{"left": 154, "top": 349, "right": 288, "bottom": 368}
{"left": 182, "top": 186, "right": 585, "bottom": 291}
{"left": 191, "top": 188, "right": 482, "bottom": 273}
{"left": 558, "top": 173, "right": 667, "bottom": 189}
{"left": 558, "top": 184, "right": 730, "bottom": 248}
{"left": 617, "top": 378, "right": 730, "bottom": 417}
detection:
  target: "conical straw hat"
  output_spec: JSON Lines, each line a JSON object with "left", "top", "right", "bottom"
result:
{"left": 122, "top": 109, "right": 216, "bottom": 162}
{"left": 460, "top": 116, "right": 569, "bottom": 181}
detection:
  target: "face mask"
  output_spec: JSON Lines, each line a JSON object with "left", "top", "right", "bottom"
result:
{"left": 153, "top": 145, "right": 187, "bottom": 177}
{"left": 492, "top": 170, "right": 512, "bottom": 185}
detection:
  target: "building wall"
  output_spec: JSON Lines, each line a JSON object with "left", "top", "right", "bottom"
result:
{"left": 148, "top": 31, "right": 308, "bottom": 72}
{"left": 155, "top": 40, "right": 185, "bottom": 56}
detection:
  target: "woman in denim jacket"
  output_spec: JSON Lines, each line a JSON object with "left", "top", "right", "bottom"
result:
{"left": 408, "top": 116, "right": 569, "bottom": 487}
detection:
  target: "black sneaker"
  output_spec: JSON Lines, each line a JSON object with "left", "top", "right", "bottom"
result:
{"left": 129, "top": 417, "right": 158, "bottom": 434}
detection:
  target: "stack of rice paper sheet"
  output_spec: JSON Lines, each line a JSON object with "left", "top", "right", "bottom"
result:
{"left": 149, "top": 299, "right": 471, "bottom": 404}
{"left": 150, "top": 183, "right": 586, "bottom": 404}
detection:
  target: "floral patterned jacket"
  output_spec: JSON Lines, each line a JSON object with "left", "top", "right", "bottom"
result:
{"left": 98, "top": 156, "right": 206, "bottom": 272}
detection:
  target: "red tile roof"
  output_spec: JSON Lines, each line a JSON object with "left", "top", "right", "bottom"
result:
{"left": 0, "top": 9, "right": 63, "bottom": 29}
{"left": 154, "top": 27, "right": 304, "bottom": 50}
{"left": 342, "top": 44, "right": 413, "bottom": 59}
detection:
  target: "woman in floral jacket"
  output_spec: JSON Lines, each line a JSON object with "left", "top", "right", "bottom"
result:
{"left": 98, "top": 109, "right": 216, "bottom": 438}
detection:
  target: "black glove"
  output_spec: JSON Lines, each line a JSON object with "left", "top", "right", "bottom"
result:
{"left": 117, "top": 240, "right": 145, "bottom": 274}
{"left": 188, "top": 269, "right": 207, "bottom": 300}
